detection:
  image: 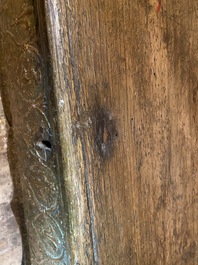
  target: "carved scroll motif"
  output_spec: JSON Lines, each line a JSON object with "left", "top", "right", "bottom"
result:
{"left": 0, "top": 1, "right": 68, "bottom": 264}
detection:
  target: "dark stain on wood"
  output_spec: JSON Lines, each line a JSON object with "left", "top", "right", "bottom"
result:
{"left": 93, "top": 106, "right": 118, "bottom": 160}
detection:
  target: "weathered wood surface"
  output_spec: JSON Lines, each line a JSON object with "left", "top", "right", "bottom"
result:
{"left": 45, "top": 0, "right": 198, "bottom": 264}
{"left": 0, "top": 1, "right": 69, "bottom": 264}
{"left": 0, "top": 0, "right": 198, "bottom": 264}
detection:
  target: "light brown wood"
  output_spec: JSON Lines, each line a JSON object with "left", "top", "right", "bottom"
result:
{"left": 45, "top": 0, "right": 198, "bottom": 264}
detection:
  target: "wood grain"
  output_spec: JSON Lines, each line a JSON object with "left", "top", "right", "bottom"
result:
{"left": 0, "top": 0, "right": 197, "bottom": 264}
{"left": 1, "top": 1, "right": 69, "bottom": 263}
{"left": 45, "top": 0, "right": 198, "bottom": 264}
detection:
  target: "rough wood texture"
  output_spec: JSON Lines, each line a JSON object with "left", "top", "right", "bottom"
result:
{"left": 0, "top": 1, "right": 69, "bottom": 264}
{"left": 45, "top": 0, "right": 198, "bottom": 264}
{"left": 0, "top": 0, "right": 198, "bottom": 264}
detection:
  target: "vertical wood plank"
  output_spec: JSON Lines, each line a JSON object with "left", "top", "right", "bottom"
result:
{"left": 45, "top": 0, "right": 198, "bottom": 264}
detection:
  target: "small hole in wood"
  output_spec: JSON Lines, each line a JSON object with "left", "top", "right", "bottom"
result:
{"left": 42, "top": 140, "right": 52, "bottom": 149}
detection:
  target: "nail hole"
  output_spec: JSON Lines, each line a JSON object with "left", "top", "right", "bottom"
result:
{"left": 42, "top": 140, "right": 52, "bottom": 149}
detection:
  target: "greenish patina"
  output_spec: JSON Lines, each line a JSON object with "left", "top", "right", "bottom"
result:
{"left": 0, "top": 0, "right": 69, "bottom": 263}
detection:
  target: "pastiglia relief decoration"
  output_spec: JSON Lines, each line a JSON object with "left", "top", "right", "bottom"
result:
{"left": 0, "top": 1, "right": 68, "bottom": 264}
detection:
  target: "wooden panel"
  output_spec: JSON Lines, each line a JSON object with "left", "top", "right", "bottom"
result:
{"left": 45, "top": 0, "right": 198, "bottom": 264}
{"left": 0, "top": 1, "right": 70, "bottom": 264}
{"left": 0, "top": 0, "right": 197, "bottom": 264}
